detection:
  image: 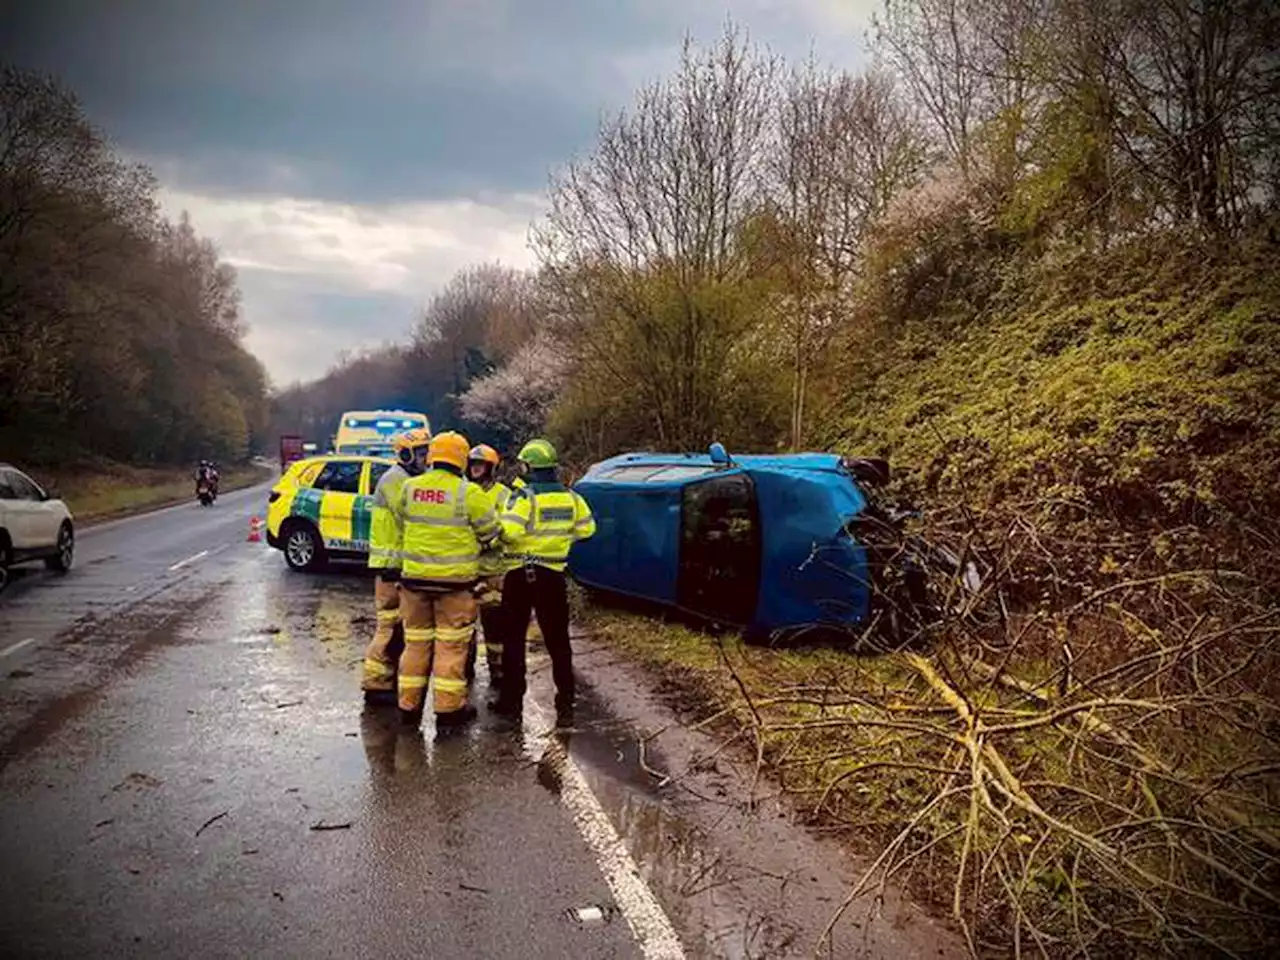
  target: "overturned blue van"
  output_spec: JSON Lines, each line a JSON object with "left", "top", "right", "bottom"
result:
{"left": 568, "top": 444, "right": 898, "bottom": 638}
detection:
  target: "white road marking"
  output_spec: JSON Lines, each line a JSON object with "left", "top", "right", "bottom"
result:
{"left": 1, "top": 638, "right": 36, "bottom": 659}
{"left": 167, "top": 549, "right": 209, "bottom": 572}
{"left": 524, "top": 702, "right": 686, "bottom": 959}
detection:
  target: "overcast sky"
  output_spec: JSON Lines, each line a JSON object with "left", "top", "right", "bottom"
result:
{"left": 2, "top": 0, "right": 874, "bottom": 386}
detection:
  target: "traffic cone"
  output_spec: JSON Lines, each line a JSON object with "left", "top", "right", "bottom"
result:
{"left": 247, "top": 516, "right": 264, "bottom": 543}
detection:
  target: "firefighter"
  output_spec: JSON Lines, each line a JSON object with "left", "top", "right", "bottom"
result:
{"left": 360, "top": 427, "right": 430, "bottom": 705}
{"left": 494, "top": 439, "right": 596, "bottom": 723}
{"left": 396, "top": 430, "right": 500, "bottom": 730}
{"left": 465, "top": 444, "right": 513, "bottom": 692}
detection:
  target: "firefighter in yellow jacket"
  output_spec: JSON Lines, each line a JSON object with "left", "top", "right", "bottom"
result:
{"left": 494, "top": 438, "right": 596, "bottom": 723}
{"left": 396, "top": 431, "right": 500, "bottom": 730}
{"left": 465, "top": 444, "right": 514, "bottom": 692}
{"left": 361, "top": 427, "right": 430, "bottom": 705}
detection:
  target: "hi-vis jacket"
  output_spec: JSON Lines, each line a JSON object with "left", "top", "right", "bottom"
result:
{"left": 398, "top": 469, "right": 499, "bottom": 585}
{"left": 499, "top": 481, "right": 596, "bottom": 573}
{"left": 478, "top": 481, "right": 514, "bottom": 578}
{"left": 368, "top": 462, "right": 410, "bottom": 574}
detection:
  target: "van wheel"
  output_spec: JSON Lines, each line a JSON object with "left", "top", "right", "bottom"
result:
{"left": 46, "top": 523, "right": 74, "bottom": 573}
{"left": 282, "top": 522, "right": 326, "bottom": 572}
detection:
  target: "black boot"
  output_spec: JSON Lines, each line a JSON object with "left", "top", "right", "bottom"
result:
{"left": 435, "top": 705, "right": 478, "bottom": 728}
{"left": 363, "top": 689, "right": 396, "bottom": 707}
{"left": 398, "top": 706, "right": 424, "bottom": 729}
{"left": 554, "top": 693, "right": 575, "bottom": 728}
{"left": 488, "top": 696, "right": 522, "bottom": 717}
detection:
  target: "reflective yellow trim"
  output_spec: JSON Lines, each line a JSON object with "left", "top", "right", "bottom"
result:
{"left": 435, "top": 626, "right": 473, "bottom": 644}
{"left": 363, "top": 660, "right": 395, "bottom": 680}
{"left": 434, "top": 677, "right": 468, "bottom": 693}
{"left": 398, "top": 675, "right": 428, "bottom": 689}
{"left": 403, "top": 514, "right": 470, "bottom": 527}
{"left": 401, "top": 550, "right": 480, "bottom": 566}
{"left": 403, "top": 628, "right": 434, "bottom": 644}
{"left": 376, "top": 610, "right": 400, "bottom": 623}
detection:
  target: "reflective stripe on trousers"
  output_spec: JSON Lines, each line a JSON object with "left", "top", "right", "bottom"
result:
{"left": 361, "top": 576, "right": 401, "bottom": 692}
{"left": 397, "top": 586, "right": 477, "bottom": 715}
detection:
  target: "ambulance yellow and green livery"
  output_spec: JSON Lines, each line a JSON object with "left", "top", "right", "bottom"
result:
{"left": 266, "top": 455, "right": 397, "bottom": 571}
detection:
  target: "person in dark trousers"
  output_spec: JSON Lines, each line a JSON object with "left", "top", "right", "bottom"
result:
{"left": 494, "top": 439, "right": 596, "bottom": 724}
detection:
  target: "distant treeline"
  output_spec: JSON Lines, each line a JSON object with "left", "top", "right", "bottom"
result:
{"left": 268, "top": 262, "right": 543, "bottom": 455}
{"left": 0, "top": 66, "right": 268, "bottom": 466}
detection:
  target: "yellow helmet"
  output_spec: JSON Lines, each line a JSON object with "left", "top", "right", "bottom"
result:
{"left": 394, "top": 428, "right": 431, "bottom": 466}
{"left": 428, "top": 431, "right": 470, "bottom": 470}
{"left": 468, "top": 444, "right": 500, "bottom": 467}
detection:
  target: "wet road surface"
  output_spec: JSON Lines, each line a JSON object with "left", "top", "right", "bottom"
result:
{"left": 0, "top": 492, "right": 961, "bottom": 958}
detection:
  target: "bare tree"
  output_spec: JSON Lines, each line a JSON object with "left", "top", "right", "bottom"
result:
{"left": 535, "top": 23, "right": 783, "bottom": 451}
{"left": 875, "top": 0, "right": 989, "bottom": 169}
{"left": 770, "top": 64, "right": 928, "bottom": 447}
{"left": 1100, "top": 0, "right": 1280, "bottom": 231}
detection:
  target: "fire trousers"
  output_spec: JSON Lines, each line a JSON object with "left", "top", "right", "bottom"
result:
{"left": 501, "top": 566, "right": 574, "bottom": 708}
{"left": 398, "top": 584, "right": 477, "bottom": 715}
{"left": 475, "top": 575, "right": 507, "bottom": 687}
{"left": 361, "top": 575, "right": 403, "bottom": 692}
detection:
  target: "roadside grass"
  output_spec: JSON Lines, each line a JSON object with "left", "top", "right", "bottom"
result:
{"left": 578, "top": 603, "right": 964, "bottom": 896}
{"left": 28, "top": 462, "right": 273, "bottom": 523}
{"left": 578, "top": 587, "right": 1280, "bottom": 957}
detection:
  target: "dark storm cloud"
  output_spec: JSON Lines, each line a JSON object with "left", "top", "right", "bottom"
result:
{"left": 1, "top": 0, "right": 870, "bottom": 382}
{"left": 0, "top": 0, "right": 702, "bottom": 203}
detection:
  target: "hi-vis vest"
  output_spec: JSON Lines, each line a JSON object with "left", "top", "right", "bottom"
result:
{"left": 478, "top": 482, "right": 514, "bottom": 577}
{"left": 368, "top": 463, "right": 410, "bottom": 571}
{"left": 500, "top": 482, "right": 596, "bottom": 573}
{"left": 398, "top": 469, "right": 499, "bottom": 584}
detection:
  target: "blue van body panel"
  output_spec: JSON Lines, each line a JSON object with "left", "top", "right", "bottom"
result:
{"left": 570, "top": 450, "right": 874, "bottom": 632}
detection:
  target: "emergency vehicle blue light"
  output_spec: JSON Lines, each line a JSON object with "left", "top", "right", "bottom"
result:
{"left": 374, "top": 420, "right": 397, "bottom": 428}
{"left": 401, "top": 419, "right": 414, "bottom": 427}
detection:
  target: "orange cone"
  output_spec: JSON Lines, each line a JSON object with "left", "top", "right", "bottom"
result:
{"left": 247, "top": 516, "right": 264, "bottom": 543}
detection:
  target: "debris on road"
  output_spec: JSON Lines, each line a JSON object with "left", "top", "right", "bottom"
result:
{"left": 113, "top": 772, "right": 162, "bottom": 791}
{"left": 195, "top": 810, "right": 229, "bottom": 836}
{"left": 274, "top": 700, "right": 304, "bottom": 709}
{"left": 309, "top": 820, "right": 352, "bottom": 831}
{"left": 566, "top": 905, "right": 616, "bottom": 925}
{"left": 458, "top": 882, "right": 490, "bottom": 894}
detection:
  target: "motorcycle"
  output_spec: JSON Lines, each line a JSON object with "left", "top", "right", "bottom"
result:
{"left": 196, "top": 478, "right": 215, "bottom": 506}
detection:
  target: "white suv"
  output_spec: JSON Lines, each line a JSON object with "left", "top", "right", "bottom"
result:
{"left": 0, "top": 465, "right": 74, "bottom": 578}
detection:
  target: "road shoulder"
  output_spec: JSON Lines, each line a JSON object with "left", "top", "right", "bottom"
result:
{"left": 568, "top": 629, "right": 965, "bottom": 958}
